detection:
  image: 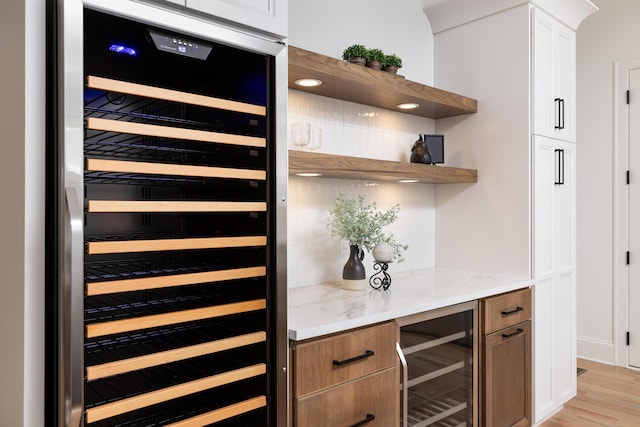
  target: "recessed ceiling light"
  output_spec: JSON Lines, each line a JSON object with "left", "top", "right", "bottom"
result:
{"left": 398, "top": 179, "right": 419, "bottom": 183}
{"left": 397, "top": 102, "right": 420, "bottom": 110}
{"left": 295, "top": 78, "right": 323, "bottom": 87}
{"left": 295, "top": 172, "right": 323, "bottom": 177}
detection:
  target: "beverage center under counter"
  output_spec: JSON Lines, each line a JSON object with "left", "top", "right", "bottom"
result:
{"left": 289, "top": 268, "right": 534, "bottom": 427}
{"left": 288, "top": 267, "right": 532, "bottom": 341}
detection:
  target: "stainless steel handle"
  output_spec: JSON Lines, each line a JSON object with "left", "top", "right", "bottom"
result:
{"left": 396, "top": 342, "right": 408, "bottom": 427}
{"left": 64, "top": 187, "right": 84, "bottom": 427}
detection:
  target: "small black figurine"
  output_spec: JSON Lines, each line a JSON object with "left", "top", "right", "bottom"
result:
{"left": 410, "top": 134, "right": 435, "bottom": 165}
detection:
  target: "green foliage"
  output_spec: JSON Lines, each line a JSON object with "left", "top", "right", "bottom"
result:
{"left": 382, "top": 53, "right": 403, "bottom": 69}
{"left": 342, "top": 44, "right": 367, "bottom": 60}
{"left": 328, "top": 194, "right": 408, "bottom": 262}
{"left": 365, "top": 48, "right": 386, "bottom": 63}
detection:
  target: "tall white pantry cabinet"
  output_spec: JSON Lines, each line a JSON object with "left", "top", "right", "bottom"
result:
{"left": 425, "top": 0, "right": 596, "bottom": 424}
{"left": 532, "top": 8, "right": 579, "bottom": 422}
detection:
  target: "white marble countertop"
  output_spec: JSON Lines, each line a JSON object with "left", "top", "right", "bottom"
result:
{"left": 288, "top": 268, "right": 533, "bottom": 341}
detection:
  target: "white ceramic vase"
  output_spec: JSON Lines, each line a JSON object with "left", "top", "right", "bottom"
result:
{"left": 372, "top": 242, "right": 394, "bottom": 263}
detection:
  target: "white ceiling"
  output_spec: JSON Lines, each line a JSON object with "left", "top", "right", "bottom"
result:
{"left": 420, "top": 0, "right": 449, "bottom": 8}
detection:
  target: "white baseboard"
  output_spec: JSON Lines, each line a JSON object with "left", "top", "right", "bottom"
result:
{"left": 577, "top": 336, "right": 615, "bottom": 364}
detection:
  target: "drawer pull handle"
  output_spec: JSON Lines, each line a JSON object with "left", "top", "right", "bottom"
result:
{"left": 502, "top": 328, "right": 525, "bottom": 339}
{"left": 501, "top": 306, "right": 524, "bottom": 316}
{"left": 333, "top": 350, "right": 375, "bottom": 366}
{"left": 349, "top": 413, "right": 375, "bottom": 427}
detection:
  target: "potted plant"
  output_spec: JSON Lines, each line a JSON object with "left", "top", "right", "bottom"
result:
{"left": 328, "top": 194, "right": 408, "bottom": 290}
{"left": 342, "top": 44, "right": 368, "bottom": 66}
{"left": 364, "top": 48, "right": 385, "bottom": 70}
{"left": 382, "top": 53, "right": 403, "bottom": 74}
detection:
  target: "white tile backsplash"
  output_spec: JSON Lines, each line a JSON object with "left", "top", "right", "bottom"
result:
{"left": 287, "top": 90, "right": 438, "bottom": 288}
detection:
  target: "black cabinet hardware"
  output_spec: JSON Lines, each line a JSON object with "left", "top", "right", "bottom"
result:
{"left": 333, "top": 350, "right": 375, "bottom": 366}
{"left": 555, "top": 149, "right": 565, "bottom": 185}
{"left": 501, "top": 328, "right": 525, "bottom": 339}
{"left": 349, "top": 413, "right": 375, "bottom": 427}
{"left": 501, "top": 306, "right": 524, "bottom": 316}
{"left": 554, "top": 97, "right": 565, "bottom": 129}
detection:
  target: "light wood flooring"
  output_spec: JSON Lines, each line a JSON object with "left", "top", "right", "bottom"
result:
{"left": 540, "top": 358, "right": 640, "bottom": 426}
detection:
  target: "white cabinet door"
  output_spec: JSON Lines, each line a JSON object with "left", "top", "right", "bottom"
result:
{"left": 533, "top": 277, "right": 554, "bottom": 418}
{"left": 554, "top": 141, "right": 575, "bottom": 272}
{"left": 553, "top": 271, "right": 577, "bottom": 403}
{"left": 185, "top": 0, "right": 287, "bottom": 37}
{"left": 534, "top": 136, "right": 555, "bottom": 278}
{"left": 533, "top": 136, "right": 576, "bottom": 422}
{"left": 553, "top": 26, "right": 576, "bottom": 141}
{"left": 533, "top": 8, "right": 576, "bottom": 142}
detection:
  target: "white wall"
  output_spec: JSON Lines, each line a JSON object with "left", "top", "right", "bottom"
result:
{"left": 288, "top": 0, "right": 435, "bottom": 86}
{"left": 287, "top": 91, "right": 438, "bottom": 287}
{"left": 0, "top": 0, "right": 45, "bottom": 425}
{"left": 287, "top": 1, "right": 439, "bottom": 288}
{"left": 433, "top": 5, "right": 531, "bottom": 277}
{"left": 575, "top": 0, "right": 640, "bottom": 364}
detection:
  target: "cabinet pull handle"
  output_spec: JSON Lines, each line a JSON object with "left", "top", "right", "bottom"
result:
{"left": 555, "top": 98, "right": 566, "bottom": 130}
{"left": 333, "top": 350, "right": 375, "bottom": 366}
{"left": 501, "top": 306, "right": 524, "bottom": 316}
{"left": 555, "top": 149, "right": 565, "bottom": 185}
{"left": 555, "top": 98, "right": 562, "bottom": 129}
{"left": 502, "top": 328, "right": 525, "bottom": 339}
{"left": 349, "top": 413, "right": 375, "bottom": 427}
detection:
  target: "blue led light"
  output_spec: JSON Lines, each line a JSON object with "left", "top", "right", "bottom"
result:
{"left": 109, "top": 44, "right": 137, "bottom": 56}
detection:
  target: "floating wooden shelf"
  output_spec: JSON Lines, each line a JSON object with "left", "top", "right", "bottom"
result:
{"left": 289, "top": 151, "right": 477, "bottom": 184}
{"left": 288, "top": 45, "right": 478, "bottom": 119}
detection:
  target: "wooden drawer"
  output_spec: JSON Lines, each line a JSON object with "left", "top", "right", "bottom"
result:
{"left": 481, "top": 288, "right": 531, "bottom": 334}
{"left": 293, "top": 366, "right": 399, "bottom": 427}
{"left": 292, "top": 321, "right": 397, "bottom": 397}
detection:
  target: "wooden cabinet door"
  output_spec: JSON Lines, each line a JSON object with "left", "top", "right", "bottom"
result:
{"left": 483, "top": 321, "right": 531, "bottom": 427}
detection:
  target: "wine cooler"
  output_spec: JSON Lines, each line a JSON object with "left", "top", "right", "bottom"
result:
{"left": 50, "top": 2, "right": 287, "bottom": 426}
{"left": 397, "top": 301, "right": 478, "bottom": 427}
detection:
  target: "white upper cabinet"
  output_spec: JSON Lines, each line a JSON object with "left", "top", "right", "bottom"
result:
{"left": 533, "top": 8, "right": 576, "bottom": 142}
{"left": 185, "top": 0, "right": 288, "bottom": 38}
